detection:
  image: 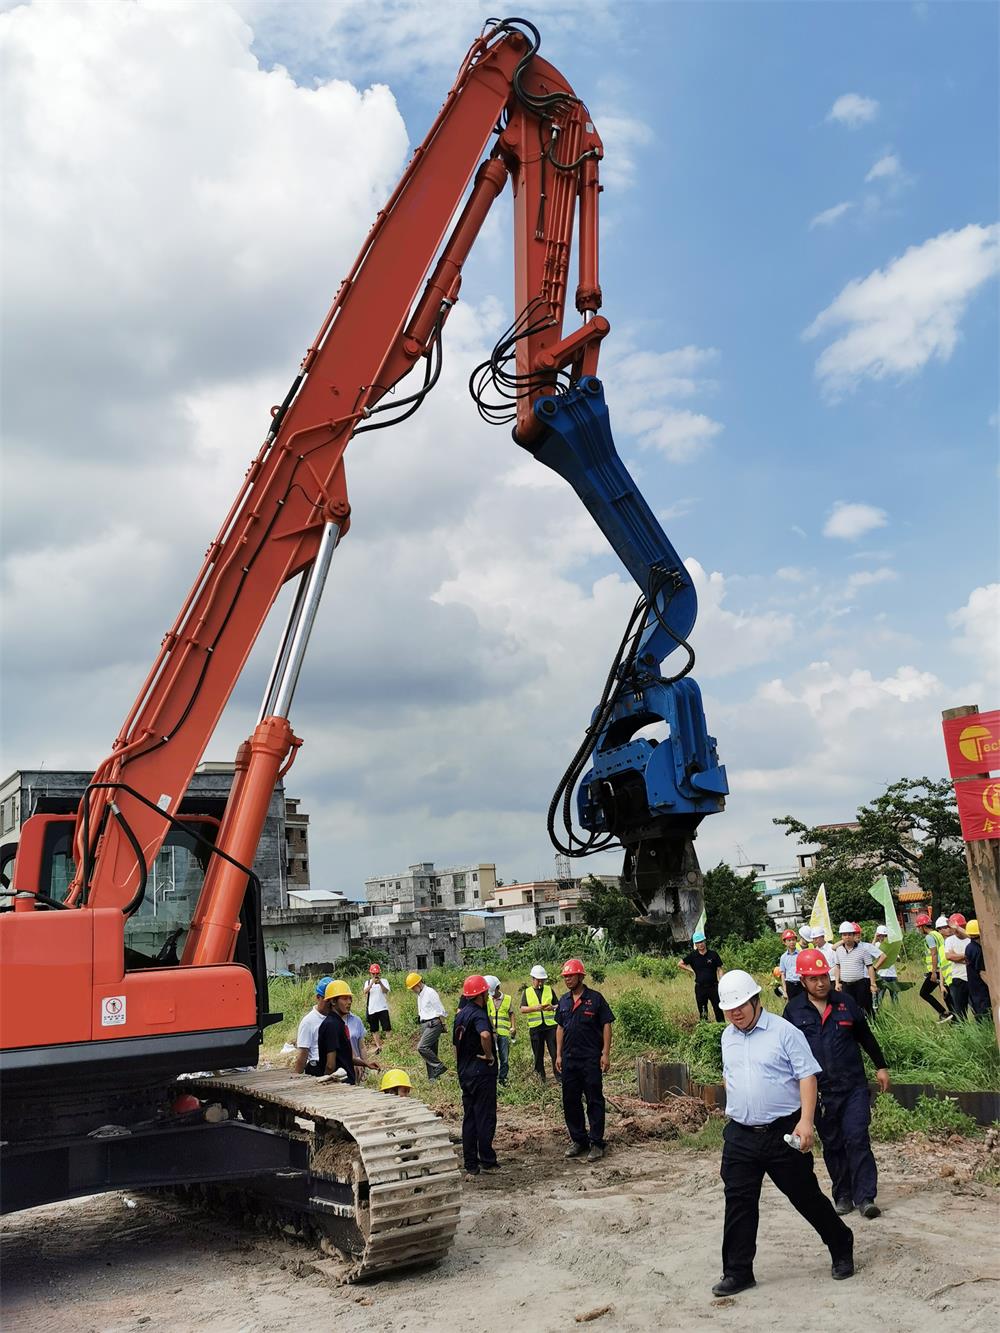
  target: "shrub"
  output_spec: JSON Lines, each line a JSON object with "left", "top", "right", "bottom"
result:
{"left": 615, "top": 989, "right": 676, "bottom": 1048}
{"left": 463, "top": 946, "right": 505, "bottom": 974}
{"left": 872, "top": 1009, "right": 1000, "bottom": 1091}
{"left": 870, "top": 1094, "right": 914, "bottom": 1142}
{"left": 719, "top": 933, "right": 783, "bottom": 975}
{"left": 684, "top": 1021, "right": 725, "bottom": 1080}
{"left": 910, "top": 1093, "right": 979, "bottom": 1137}
{"left": 590, "top": 966, "right": 607, "bottom": 983}
{"left": 633, "top": 953, "right": 681, "bottom": 982}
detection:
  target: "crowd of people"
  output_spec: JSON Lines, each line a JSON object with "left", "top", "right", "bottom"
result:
{"left": 291, "top": 959, "right": 615, "bottom": 1177}
{"left": 289, "top": 909, "right": 990, "bottom": 1299}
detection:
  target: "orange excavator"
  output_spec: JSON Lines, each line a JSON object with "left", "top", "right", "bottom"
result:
{"left": 0, "top": 18, "right": 726, "bottom": 1277}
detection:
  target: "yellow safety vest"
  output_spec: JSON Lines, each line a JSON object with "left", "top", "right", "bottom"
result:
{"left": 524, "top": 985, "right": 557, "bottom": 1028}
{"left": 924, "top": 930, "right": 953, "bottom": 985}
{"left": 487, "top": 993, "right": 512, "bottom": 1037}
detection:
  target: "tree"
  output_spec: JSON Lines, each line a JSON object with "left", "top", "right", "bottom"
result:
{"left": 774, "top": 777, "right": 972, "bottom": 921}
{"left": 701, "top": 863, "right": 771, "bottom": 942}
{"left": 269, "top": 938, "right": 289, "bottom": 972}
{"left": 580, "top": 875, "right": 655, "bottom": 952}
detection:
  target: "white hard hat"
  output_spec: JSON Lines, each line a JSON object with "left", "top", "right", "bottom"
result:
{"left": 875, "top": 925, "right": 889, "bottom": 936}
{"left": 798, "top": 925, "right": 814, "bottom": 940}
{"left": 483, "top": 975, "right": 500, "bottom": 991}
{"left": 530, "top": 965, "right": 548, "bottom": 981}
{"left": 935, "top": 915, "right": 949, "bottom": 928}
{"left": 718, "top": 970, "right": 761, "bottom": 1010}
{"left": 838, "top": 920, "right": 857, "bottom": 934}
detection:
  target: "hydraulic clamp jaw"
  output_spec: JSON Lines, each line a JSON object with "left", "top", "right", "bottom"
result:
{"left": 523, "top": 378, "right": 729, "bottom": 939}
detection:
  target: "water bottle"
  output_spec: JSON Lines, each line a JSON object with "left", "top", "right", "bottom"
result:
{"left": 783, "top": 1132, "right": 802, "bottom": 1150}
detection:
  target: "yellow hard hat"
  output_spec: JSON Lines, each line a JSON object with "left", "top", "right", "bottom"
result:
{"left": 324, "top": 980, "right": 352, "bottom": 999}
{"left": 966, "top": 919, "right": 980, "bottom": 937}
{"left": 405, "top": 971, "right": 422, "bottom": 990}
{"left": 380, "top": 1069, "right": 413, "bottom": 1092}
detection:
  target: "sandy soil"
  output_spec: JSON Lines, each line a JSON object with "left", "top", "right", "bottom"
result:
{"left": 3, "top": 1114, "right": 998, "bottom": 1333}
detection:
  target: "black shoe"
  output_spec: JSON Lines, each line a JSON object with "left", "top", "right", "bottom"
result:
{"left": 858, "top": 1199, "right": 881, "bottom": 1219}
{"left": 834, "top": 1197, "right": 855, "bottom": 1216}
{"left": 464, "top": 1167, "right": 480, "bottom": 1177}
{"left": 711, "top": 1276, "right": 756, "bottom": 1297}
{"left": 481, "top": 1161, "right": 501, "bottom": 1171}
{"left": 565, "top": 1142, "right": 587, "bottom": 1158}
{"left": 587, "top": 1146, "right": 605, "bottom": 1163}
{"left": 831, "top": 1251, "right": 855, "bottom": 1280}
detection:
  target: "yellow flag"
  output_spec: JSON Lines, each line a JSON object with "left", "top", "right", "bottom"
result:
{"left": 809, "top": 883, "right": 833, "bottom": 942}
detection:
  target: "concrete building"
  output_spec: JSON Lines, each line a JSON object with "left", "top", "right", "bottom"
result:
{"left": 485, "top": 875, "right": 612, "bottom": 933}
{"left": 261, "top": 900, "right": 359, "bottom": 974}
{"left": 284, "top": 796, "right": 310, "bottom": 888}
{"left": 364, "top": 861, "right": 497, "bottom": 913}
{"left": 737, "top": 862, "right": 805, "bottom": 930}
{"left": 358, "top": 907, "right": 506, "bottom": 972}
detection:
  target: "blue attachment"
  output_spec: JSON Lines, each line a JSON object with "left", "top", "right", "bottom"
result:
{"left": 528, "top": 378, "right": 728, "bottom": 833}
{"left": 529, "top": 377, "right": 696, "bottom": 671}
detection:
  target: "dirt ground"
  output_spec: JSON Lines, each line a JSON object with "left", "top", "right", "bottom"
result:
{"left": 3, "top": 1109, "right": 998, "bottom": 1333}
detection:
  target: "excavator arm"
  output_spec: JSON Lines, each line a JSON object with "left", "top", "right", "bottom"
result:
{"left": 14, "top": 17, "right": 724, "bottom": 957}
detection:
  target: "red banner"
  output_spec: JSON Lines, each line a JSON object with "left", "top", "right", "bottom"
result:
{"left": 942, "top": 709, "right": 1000, "bottom": 779}
{"left": 955, "top": 778, "right": 1000, "bottom": 841}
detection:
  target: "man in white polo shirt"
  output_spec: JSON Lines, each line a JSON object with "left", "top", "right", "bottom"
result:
{"left": 712, "top": 969, "right": 854, "bottom": 1297}
{"left": 294, "top": 976, "right": 332, "bottom": 1075}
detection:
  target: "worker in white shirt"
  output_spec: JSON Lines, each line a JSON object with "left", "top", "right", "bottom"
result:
{"left": 872, "top": 925, "right": 900, "bottom": 1009}
{"left": 944, "top": 914, "right": 971, "bottom": 1019}
{"left": 712, "top": 969, "right": 854, "bottom": 1298}
{"left": 810, "top": 928, "right": 837, "bottom": 977}
{"left": 363, "top": 963, "right": 392, "bottom": 1053}
{"left": 294, "top": 976, "right": 332, "bottom": 1075}
{"left": 832, "top": 922, "right": 881, "bottom": 1015}
{"left": 406, "top": 971, "right": 448, "bottom": 1079}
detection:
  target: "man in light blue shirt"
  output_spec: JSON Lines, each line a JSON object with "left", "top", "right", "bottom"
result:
{"left": 713, "top": 969, "right": 854, "bottom": 1298}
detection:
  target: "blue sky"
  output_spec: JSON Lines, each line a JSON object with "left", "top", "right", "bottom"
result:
{"left": 2, "top": 1, "right": 997, "bottom": 890}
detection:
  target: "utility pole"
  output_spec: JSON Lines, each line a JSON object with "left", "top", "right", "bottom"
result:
{"left": 941, "top": 704, "right": 1000, "bottom": 1055}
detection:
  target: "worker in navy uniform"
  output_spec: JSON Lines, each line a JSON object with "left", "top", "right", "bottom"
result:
{"left": 555, "top": 958, "right": 614, "bottom": 1163}
{"left": 713, "top": 969, "right": 853, "bottom": 1298}
{"left": 452, "top": 974, "right": 499, "bottom": 1176}
{"left": 784, "top": 947, "right": 890, "bottom": 1220}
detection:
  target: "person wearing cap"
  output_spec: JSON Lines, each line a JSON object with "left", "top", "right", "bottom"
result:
{"left": 380, "top": 1069, "right": 413, "bottom": 1098}
{"left": 776, "top": 931, "right": 803, "bottom": 1001}
{"left": 964, "top": 921, "right": 991, "bottom": 1020}
{"left": 916, "top": 915, "right": 953, "bottom": 1022}
{"left": 485, "top": 976, "right": 516, "bottom": 1086}
{"left": 363, "top": 963, "right": 392, "bottom": 1053}
{"left": 785, "top": 949, "right": 890, "bottom": 1221}
{"left": 871, "top": 925, "right": 899, "bottom": 1009}
{"left": 345, "top": 1005, "right": 381, "bottom": 1082}
{"left": 520, "top": 964, "right": 560, "bottom": 1083}
{"left": 712, "top": 968, "right": 854, "bottom": 1298}
{"left": 318, "top": 981, "right": 358, "bottom": 1083}
{"left": 453, "top": 976, "right": 499, "bottom": 1176}
{"left": 406, "top": 971, "right": 449, "bottom": 1079}
{"left": 294, "top": 976, "right": 333, "bottom": 1075}
{"left": 943, "top": 915, "right": 970, "bottom": 1019}
{"left": 832, "top": 923, "right": 881, "bottom": 1015}
{"left": 680, "top": 931, "right": 724, "bottom": 1020}
{"left": 810, "top": 927, "right": 837, "bottom": 977}
{"left": 555, "top": 959, "right": 615, "bottom": 1163}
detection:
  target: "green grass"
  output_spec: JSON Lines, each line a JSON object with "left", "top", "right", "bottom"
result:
{"left": 262, "top": 960, "right": 998, "bottom": 1129}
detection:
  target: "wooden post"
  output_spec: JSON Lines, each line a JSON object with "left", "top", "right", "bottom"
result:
{"left": 942, "top": 704, "right": 1000, "bottom": 1054}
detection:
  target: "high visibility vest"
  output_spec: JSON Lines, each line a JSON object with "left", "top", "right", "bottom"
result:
{"left": 924, "top": 930, "right": 953, "bottom": 985}
{"left": 524, "top": 985, "right": 557, "bottom": 1028}
{"left": 487, "top": 993, "right": 512, "bottom": 1037}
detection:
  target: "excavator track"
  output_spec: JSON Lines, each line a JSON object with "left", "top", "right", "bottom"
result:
{"left": 189, "top": 1070, "right": 460, "bottom": 1281}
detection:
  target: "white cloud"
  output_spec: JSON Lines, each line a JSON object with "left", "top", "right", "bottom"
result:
{"left": 826, "top": 92, "right": 879, "bottom": 129}
{"left": 602, "top": 341, "right": 723, "bottom": 462}
{"left": 823, "top": 502, "right": 889, "bottom": 541}
{"left": 949, "top": 584, "right": 1000, "bottom": 694}
{"left": 804, "top": 224, "right": 1000, "bottom": 395}
{"left": 865, "top": 152, "right": 901, "bottom": 183}
{"left": 845, "top": 566, "right": 898, "bottom": 593}
{"left": 777, "top": 566, "right": 808, "bottom": 582}
{"left": 593, "top": 111, "right": 653, "bottom": 192}
{"left": 810, "top": 201, "right": 853, "bottom": 230}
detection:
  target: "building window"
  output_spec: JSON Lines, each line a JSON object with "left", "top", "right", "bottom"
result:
{"left": 524, "top": 891, "right": 533, "bottom": 903}
{"left": 454, "top": 891, "right": 465, "bottom": 905}
{"left": 544, "top": 915, "right": 556, "bottom": 926}
{"left": 322, "top": 924, "right": 339, "bottom": 935}
{"left": 472, "top": 872, "right": 478, "bottom": 882}
{"left": 416, "top": 954, "right": 428, "bottom": 971}
{"left": 433, "top": 950, "right": 445, "bottom": 967}
{"left": 472, "top": 889, "right": 478, "bottom": 899}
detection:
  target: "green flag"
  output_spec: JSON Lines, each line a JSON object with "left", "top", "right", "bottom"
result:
{"left": 868, "top": 875, "right": 902, "bottom": 969}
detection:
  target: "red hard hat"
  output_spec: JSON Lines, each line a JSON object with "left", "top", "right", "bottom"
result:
{"left": 462, "top": 974, "right": 489, "bottom": 998}
{"left": 369, "top": 963, "right": 381, "bottom": 975}
{"left": 916, "top": 913, "right": 931, "bottom": 927}
{"left": 948, "top": 914, "right": 967, "bottom": 927}
{"left": 561, "top": 957, "right": 586, "bottom": 977}
{"left": 781, "top": 930, "right": 796, "bottom": 941}
{"left": 796, "top": 948, "right": 831, "bottom": 978}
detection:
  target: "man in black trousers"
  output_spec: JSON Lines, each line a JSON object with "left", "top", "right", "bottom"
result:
{"left": 453, "top": 974, "right": 499, "bottom": 1177}
{"left": 713, "top": 969, "right": 854, "bottom": 1298}
{"left": 555, "top": 958, "right": 614, "bottom": 1163}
